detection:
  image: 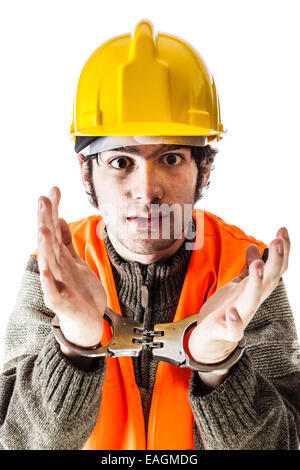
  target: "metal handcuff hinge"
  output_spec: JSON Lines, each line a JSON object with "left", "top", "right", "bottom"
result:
{"left": 52, "top": 306, "right": 246, "bottom": 373}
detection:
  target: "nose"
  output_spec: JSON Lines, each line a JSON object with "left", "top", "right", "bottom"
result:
{"left": 128, "top": 160, "right": 164, "bottom": 204}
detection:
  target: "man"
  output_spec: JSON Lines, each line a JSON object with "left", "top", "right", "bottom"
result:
{"left": 1, "top": 20, "right": 299, "bottom": 450}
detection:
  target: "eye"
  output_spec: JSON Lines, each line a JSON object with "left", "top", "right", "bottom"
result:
{"left": 109, "top": 157, "right": 133, "bottom": 170}
{"left": 162, "top": 153, "right": 184, "bottom": 166}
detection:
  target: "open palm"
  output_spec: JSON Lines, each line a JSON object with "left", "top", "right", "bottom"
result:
{"left": 188, "top": 228, "right": 290, "bottom": 365}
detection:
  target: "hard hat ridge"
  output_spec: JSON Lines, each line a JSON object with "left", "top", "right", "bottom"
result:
{"left": 71, "top": 19, "right": 225, "bottom": 148}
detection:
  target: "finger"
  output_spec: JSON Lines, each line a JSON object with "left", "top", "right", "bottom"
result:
{"left": 40, "top": 267, "right": 69, "bottom": 313}
{"left": 276, "top": 226, "right": 290, "bottom": 275}
{"left": 38, "top": 225, "right": 62, "bottom": 281}
{"left": 246, "top": 244, "right": 261, "bottom": 267}
{"left": 38, "top": 196, "right": 61, "bottom": 261}
{"left": 37, "top": 224, "right": 49, "bottom": 275}
{"left": 234, "top": 259, "right": 264, "bottom": 324}
{"left": 48, "top": 186, "right": 62, "bottom": 246}
{"left": 263, "top": 237, "right": 285, "bottom": 288}
{"left": 59, "top": 218, "right": 84, "bottom": 262}
{"left": 231, "top": 244, "right": 261, "bottom": 283}
{"left": 39, "top": 266, "right": 59, "bottom": 311}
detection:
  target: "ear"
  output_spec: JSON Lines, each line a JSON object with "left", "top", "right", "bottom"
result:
{"left": 77, "top": 153, "right": 90, "bottom": 192}
{"left": 201, "top": 165, "right": 211, "bottom": 188}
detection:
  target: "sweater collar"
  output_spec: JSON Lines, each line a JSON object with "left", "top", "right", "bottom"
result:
{"left": 102, "top": 220, "right": 196, "bottom": 320}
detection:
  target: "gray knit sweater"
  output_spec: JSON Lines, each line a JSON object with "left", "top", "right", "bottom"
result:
{"left": 0, "top": 226, "right": 300, "bottom": 450}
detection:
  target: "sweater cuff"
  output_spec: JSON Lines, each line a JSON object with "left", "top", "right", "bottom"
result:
{"left": 189, "top": 350, "right": 258, "bottom": 448}
{"left": 33, "top": 332, "right": 106, "bottom": 422}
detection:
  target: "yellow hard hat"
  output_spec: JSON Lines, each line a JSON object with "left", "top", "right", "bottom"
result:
{"left": 70, "top": 19, "right": 224, "bottom": 143}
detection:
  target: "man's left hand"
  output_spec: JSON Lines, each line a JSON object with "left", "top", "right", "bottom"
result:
{"left": 188, "top": 227, "right": 290, "bottom": 369}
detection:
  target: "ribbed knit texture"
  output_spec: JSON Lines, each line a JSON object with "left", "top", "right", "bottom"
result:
{"left": 1, "top": 225, "right": 300, "bottom": 449}
{"left": 102, "top": 224, "right": 193, "bottom": 431}
{"left": 1, "top": 256, "right": 106, "bottom": 450}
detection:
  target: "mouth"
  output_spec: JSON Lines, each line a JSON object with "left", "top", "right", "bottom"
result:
{"left": 127, "top": 215, "right": 162, "bottom": 220}
{"left": 127, "top": 214, "right": 167, "bottom": 229}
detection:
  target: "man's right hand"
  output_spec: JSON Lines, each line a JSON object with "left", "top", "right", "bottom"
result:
{"left": 38, "top": 186, "right": 107, "bottom": 350}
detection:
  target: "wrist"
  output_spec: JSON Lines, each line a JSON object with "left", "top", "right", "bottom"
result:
{"left": 59, "top": 343, "right": 99, "bottom": 371}
{"left": 53, "top": 313, "right": 104, "bottom": 349}
{"left": 197, "top": 368, "right": 231, "bottom": 394}
{"left": 186, "top": 337, "right": 246, "bottom": 374}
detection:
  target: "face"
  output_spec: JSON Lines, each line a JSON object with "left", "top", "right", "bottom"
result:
{"left": 81, "top": 144, "right": 205, "bottom": 260}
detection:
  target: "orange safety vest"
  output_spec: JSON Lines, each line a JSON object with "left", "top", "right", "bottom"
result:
{"left": 31, "top": 209, "right": 267, "bottom": 450}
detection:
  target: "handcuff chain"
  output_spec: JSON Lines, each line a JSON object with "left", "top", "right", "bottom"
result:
{"left": 133, "top": 327, "right": 164, "bottom": 349}
{"left": 52, "top": 307, "right": 245, "bottom": 372}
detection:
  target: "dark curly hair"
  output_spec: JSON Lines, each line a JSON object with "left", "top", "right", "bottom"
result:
{"left": 79, "top": 144, "right": 218, "bottom": 209}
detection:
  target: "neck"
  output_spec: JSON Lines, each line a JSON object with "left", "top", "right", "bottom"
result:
{"left": 106, "top": 229, "right": 187, "bottom": 265}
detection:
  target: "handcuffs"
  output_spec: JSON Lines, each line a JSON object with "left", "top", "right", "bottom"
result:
{"left": 52, "top": 306, "right": 245, "bottom": 373}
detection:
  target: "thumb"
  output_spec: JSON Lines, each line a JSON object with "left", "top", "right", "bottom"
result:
{"left": 59, "top": 218, "right": 82, "bottom": 261}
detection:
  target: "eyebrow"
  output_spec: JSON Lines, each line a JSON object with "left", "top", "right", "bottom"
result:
{"left": 102, "top": 144, "right": 188, "bottom": 158}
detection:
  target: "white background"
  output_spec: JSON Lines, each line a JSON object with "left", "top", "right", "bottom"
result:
{"left": 0, "top": 0, "right": 299, "bottom": 370}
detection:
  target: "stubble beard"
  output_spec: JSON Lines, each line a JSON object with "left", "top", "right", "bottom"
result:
{"left": 98, "top": 198, "right": 196, "bottom": 256}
